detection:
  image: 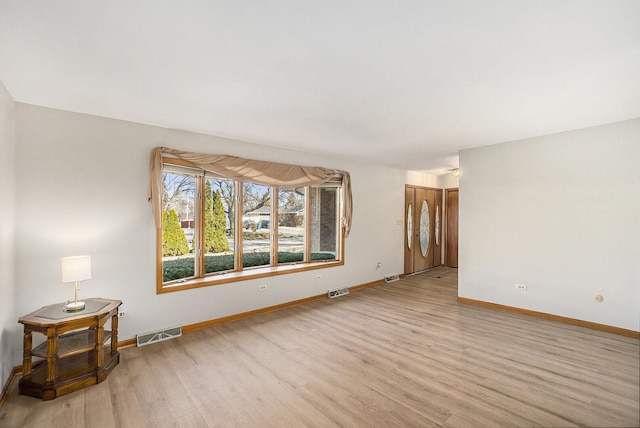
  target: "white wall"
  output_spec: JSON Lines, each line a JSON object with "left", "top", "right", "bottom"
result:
{"left": 0, "top": 80, "right": 17, "bottom": 387}
{"left": 405, "top": 171, "right": 458, "bottom": 189}
{"left": 459, "top": 119, "right": 640, "bottom": 331}
{"left": 405, "top": 171, "right": 440, "bottom": 188}
{"left": 12, "top": 104, "right": 411, "bottom": 365}
{"left": 405, "top": 171, "right": 459, "bottom": 190}
{"left": 438, "top": 174, "right": 459, "bottom": 190}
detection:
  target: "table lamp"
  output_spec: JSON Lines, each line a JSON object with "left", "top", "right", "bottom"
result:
{"left": 61, "top": 255, "right": 91, "bottom": 312}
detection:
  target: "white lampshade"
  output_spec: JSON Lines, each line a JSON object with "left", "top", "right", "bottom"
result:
{"left": 61, "top": 256, "right": 92, "bottom": 282}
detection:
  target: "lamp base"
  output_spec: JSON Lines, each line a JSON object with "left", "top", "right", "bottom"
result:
{"left": 64, "top": 301, "right": 86, "bottom": 312}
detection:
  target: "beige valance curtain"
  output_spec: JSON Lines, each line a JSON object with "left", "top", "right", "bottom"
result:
{"left": 149, "top": 147, "right": 352, "bottom": 237}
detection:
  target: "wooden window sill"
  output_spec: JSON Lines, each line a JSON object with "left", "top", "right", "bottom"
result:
{"left": 158, "top": 260, "right": 343, "bottom": 294}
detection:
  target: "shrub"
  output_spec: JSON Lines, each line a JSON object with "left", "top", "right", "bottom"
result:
{"left": 243, "top": 231, "right": 270, "bottom": 240}
{"left": 162, "top": 252, "right": 336, "bottom": 282}
{"left": 204, "top": 184, "right": 229, "bottom": 253}
{"left": 162, "top": 209, "right": 189, "bottom": 256}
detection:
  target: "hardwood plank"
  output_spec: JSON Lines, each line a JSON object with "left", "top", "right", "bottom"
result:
{"left": 1, "top": 267, "right": 638, "bottom": 427}
{"left": 106, "top": 359, "right": 147, "bottom": 428}
{"left": 83, "top": 382, "right": 116, "bottom": 428}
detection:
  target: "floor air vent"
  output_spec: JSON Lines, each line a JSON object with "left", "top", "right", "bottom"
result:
{"left": 384, "top": 274, "right": 400, "bottom": 283}
{"left": 136, "top": 326, "right": 182, "bottom": 347}
{"left": 328, "top": 288, "right": 350, "bottom": 298}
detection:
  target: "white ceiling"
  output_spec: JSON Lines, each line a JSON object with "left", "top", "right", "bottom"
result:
{"left": 1, "top": 1, "right": 639, "bottom": 173}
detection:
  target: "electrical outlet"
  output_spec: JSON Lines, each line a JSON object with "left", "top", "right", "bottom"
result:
{"left": 118, "top": 311, "right": 125, "bottom": 317}
{"left": 259, "top": 284, "right": 267, "bottom": 291}
{"left": 515, "top": 284, "right": 527, "bottom": 291}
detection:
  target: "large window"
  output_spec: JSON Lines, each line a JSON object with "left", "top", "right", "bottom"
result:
{"left": 161, "top": 170, "right": 196, "bottom": 282}
{"left": 277, "top": 187, "right": 305, "bottom": 263}
{"left": 158, "top": 160, "right": 345, "bottom": 292}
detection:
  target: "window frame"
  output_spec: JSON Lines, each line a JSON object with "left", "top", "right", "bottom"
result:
{"left": 157, "top": 158, "right": 345, "bottom": 294}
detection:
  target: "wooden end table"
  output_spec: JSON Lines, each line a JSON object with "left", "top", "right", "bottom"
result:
{"left": 18, "top": 298, "right": 122, "bottom": 400}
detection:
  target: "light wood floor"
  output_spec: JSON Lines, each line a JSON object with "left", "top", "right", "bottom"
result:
{"left": 2, "top": 267, "right": 639, "bottom": 427}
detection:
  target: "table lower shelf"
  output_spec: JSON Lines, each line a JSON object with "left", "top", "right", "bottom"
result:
{"left": 19, "top": 349, "right": 120, "bottom": 400}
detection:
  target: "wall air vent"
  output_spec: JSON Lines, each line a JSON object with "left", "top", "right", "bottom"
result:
{"left": 328, "top": 288, "right": 350, "bottom": 298}
{"left": 136, "top": 325, "right": 182, "bottom": 347}
{"left": 384, "top": 274, "right": 400, "bottom": 283}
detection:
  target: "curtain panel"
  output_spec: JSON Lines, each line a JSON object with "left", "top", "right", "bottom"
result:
{"left": 149, "top": 147, "right": 352, "bottom": 237}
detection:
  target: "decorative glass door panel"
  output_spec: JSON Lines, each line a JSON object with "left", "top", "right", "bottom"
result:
{"left": 407, "top": 203, "right": 413, "bottom": 249}
{"left": 435, "top": 204, "right": 440, "bottom": 247}
{"left": 419, "top": 200, "right": 430, "bottom": 257}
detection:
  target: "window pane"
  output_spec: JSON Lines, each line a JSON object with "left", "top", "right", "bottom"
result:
{"left": 162, "top": 172, "right": 196, "bottom": 283}
{"left": 278, "top": 188, "right": 305, "bottom": 263}
{"left": 204, "top": 178, "right": 235, "bottom": 274}
{"left": 242, "top": 183, "right": 271, "bottom": 268}
{"left": 310, "top": 186, "right": 339, "bottom": 261}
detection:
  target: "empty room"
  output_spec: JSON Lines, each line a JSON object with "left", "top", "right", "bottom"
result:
{"left": 0, "top": 1, "right": 639, "bottom": 427}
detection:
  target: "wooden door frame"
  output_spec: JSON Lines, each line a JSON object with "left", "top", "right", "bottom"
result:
{"left": 404, "top": 186, "right": 415, "bottom": 275}
{"left": 444, "top": 188, "right": 459, "bottom": 268}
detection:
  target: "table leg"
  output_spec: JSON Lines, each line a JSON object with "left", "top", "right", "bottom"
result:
{"left": 95, "top": 324, "right": 105, "bottom": 370}
{"left": 45, "top": 328, "right": 58, "bottom": 384}
{"left": 22, "top": 330, "right": 32, "bottom": 376}
{"left": 111, "top": 313, "right": 119, "bottom": 354}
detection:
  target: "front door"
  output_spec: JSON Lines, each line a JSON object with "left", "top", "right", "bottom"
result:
{"left": 405, "top": 185, "right": 442, "bottom": 275}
